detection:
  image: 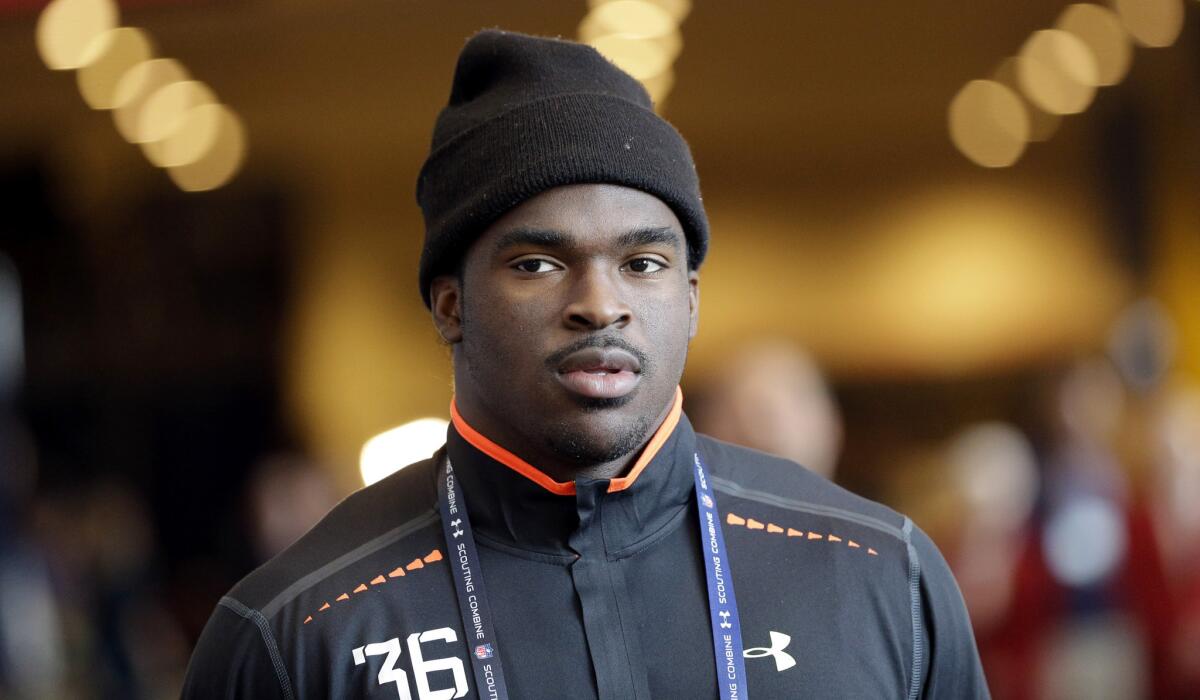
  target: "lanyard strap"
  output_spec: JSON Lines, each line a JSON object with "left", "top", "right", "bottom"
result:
{"left": 692, "top": 451, "right": 749, "bottom": 700}
{"left": 438, "top": 457, "right": 510, "bottom": 700}
{"left": 437, "top": 452, "right": 748, "bottom": 699}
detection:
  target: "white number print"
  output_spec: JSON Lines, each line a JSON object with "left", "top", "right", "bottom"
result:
{"left": 352, "top": 626, "right": 468, "bottom": 700}
{"left": 353, "top": 639, "right": 410, "bottom": 700}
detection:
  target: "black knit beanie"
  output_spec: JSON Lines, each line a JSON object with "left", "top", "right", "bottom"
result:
{"left": 416, "top": 28, "right": 708, "bottom": 308}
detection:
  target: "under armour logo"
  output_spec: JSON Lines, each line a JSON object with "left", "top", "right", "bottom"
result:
{"left": 718, "top": 610, "right": 732, "bottom": 629}
{"left": 743, "top": 631, "right": 796, "bottom": 672}
{"left": 450, "top": 518, "right": 463, "bottom": 538}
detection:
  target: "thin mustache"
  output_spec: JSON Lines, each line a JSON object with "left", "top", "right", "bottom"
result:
{"left": 544, "top": 335, "right": 650, "bottom": 372}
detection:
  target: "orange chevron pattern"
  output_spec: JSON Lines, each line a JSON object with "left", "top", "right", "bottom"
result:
{"left": 303, "top": 548, "right": 444, "bottom": 626}
{"left": 724, "top": 512, "right": 881, "bottom": 560}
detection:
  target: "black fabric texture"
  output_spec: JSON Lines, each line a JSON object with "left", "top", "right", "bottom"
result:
{"left": 183, "top": 602, "right": 289, "bottom": 699}
{"left": 181, "top": 415, "right": 989, "bottom": 698}
{"left": 415, "top": 29, "right": 708, "bottom": 307}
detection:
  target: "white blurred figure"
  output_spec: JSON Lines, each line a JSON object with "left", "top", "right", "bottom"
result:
{"left": 946, "top": 422, "right": 1038, "bottom": 633}
{"left": 695, "top": 340, "right": 842, "bottom": 479}
{"left": 1149, "top": 383, "right": 1200, "bottom": 695}
{"left": 1042, "top": 358, "right": 1130, "bottom": 592}
{"left": 1149, "top": 383, "right": 1200, "bottom": 582}
{"left": 1038, "top": 357, "right": 1149, "bottom": 700}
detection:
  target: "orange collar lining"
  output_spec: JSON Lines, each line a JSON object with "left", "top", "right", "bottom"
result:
{"left": 449, "top": 387, "right": 683, "bottom": 496}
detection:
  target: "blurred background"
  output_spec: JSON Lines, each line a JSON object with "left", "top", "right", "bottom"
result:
{"left": 2, "top": 0, "right": 1199, "bottom": 697}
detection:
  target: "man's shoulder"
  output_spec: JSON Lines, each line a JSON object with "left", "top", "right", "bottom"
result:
{"left": 225, "top": 451, "right": 443, "bottom": 612}
{"left": 696, "top": 433, "right": 906, "bottom": 534}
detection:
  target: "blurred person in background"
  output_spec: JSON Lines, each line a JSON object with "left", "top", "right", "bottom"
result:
{"left": 939, "top": 420, "right": 1051, "bottom": 700}
{"left": 183, "top": 29, "right": 986, "bottom": 699}
{"left": 247, "top": 452, "right": 340, "bottom": 563}
{"left": 32, "top": 480, "right": 191, "bottom": 699}
{"left": 10, "top": 254, "right": 191, "bottom": 698}
{"left": 1032, "top": 357, "right": 1171, "bottom": 700}
{"left": 1148, "top": 384, "right": 1200, "bottom": 695}
{"left": 693, "top": 340, "right": 843, "bottom": 480}
{"left": 0, "top": 254, "right": 66, "bottom": 699}
{"left": 945, "top": 423, "right": 1038, "bottom": 642}
{"left": 0, "top": 414, "right": 66, "bottom": 700}
{"left": 1102, "top": 298, "right": 1200, "bottom": 696}
{"left": 972, "top": 356, "right": 1174, "bottom": 700}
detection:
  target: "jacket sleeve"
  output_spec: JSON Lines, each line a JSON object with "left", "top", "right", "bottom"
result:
{"left": 181, "top": 597, "right": 294, "bottom": 700}
{"left": 909, "top": 523, "right": 991, "bottom": 699}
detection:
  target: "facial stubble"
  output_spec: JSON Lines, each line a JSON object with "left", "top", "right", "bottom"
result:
{"left": 459, "top": 303, "right": 663, "bottom": 470}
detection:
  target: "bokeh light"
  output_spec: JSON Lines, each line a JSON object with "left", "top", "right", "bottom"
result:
{"left": 1017, "top": 29, "right": 1099, "bottom": 115}
{"left": 583, "top": 0, "right": 677, "bottom": 40}
{"left": 581, "top": 18, "right": 682, "bottom": 64}
{"left": 359, "top": 418, "right": 449, "bottom": 486}
{"left": 589, "top": 33, "right": 674, "bottom": 81}
{"left": 581, "top": 0, "right": 686, "bottom": 107}
{"left": 994, "top": 57, "right": 1062, "bottom": 142}
{"left": 138, "top": 82, "right": 218, "bottom": 164}
{"left": 31, "top": 0, "right": 247, "bottom": 193}
{"left": 1112, "top": 0, "right": 1185, "bottom": 48}
{"left": 1057, "top": 3, "right": 1133, "bottom": 86}
{"left": 586, "top": 0, "right": 691, "bottom": 22}
{"left": 948, "top": 79, "right": 1030, "bottom": 168}
{"left": 641, "top": 67, "right": 676, "bottom": 106}
{"left": 146, "top": 96, "right": 223, "bottom": 168}
{"left": 111, "top": 59, "right": 190, "bottom": 143}
{"left": 164, "top": 104, "right": 248, "bottom": 192}
{"left": 35, "top": 0, "right": 118, "bottom": 70}
{"left": 75, "top": 28, "right": 154, "bottom": 110}
{"left": 1043, "top": 495, "right": 1128, "bottom": 588}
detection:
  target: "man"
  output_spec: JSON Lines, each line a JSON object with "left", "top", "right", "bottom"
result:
{"left": 183, "top": 29, "right": 988, "bottom": 698}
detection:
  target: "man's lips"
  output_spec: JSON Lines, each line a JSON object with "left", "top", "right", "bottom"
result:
{"left": 556, "top": 347, "right": 641, "bottom": 374}
{"left": 555, "top": 347, "right": 641, "bottom": 399}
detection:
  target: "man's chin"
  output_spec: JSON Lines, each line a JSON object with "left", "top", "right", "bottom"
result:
{"left": 567, "top": 392, "right": 636, "bottom": 412}
{"left": 544, "top": 412, "right": 653, "bottom": 467}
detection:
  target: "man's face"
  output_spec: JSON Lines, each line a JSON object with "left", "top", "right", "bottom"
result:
{"left": 431, "top": 183, "right": 699, "bottom": 472}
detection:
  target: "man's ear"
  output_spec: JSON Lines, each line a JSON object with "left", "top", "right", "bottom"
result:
{"left": 430, "top": 275, "right": 464, "bottom": 344}
{"left": 688, "top": 270, "right": 700, "bottom": 340}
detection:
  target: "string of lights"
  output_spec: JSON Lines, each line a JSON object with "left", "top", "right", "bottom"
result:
{"left": 949, "top": 0, "right": 1187, "bottom": 168}
{"left": 577, "top": 0, "right": 692, "bottom": 112}
{"left": 35, "top": 0, "right": 247, "bottom": 191}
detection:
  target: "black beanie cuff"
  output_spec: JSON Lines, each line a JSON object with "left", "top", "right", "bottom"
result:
{"left": 417, "top": 92, "right": 707, "bottom": 308}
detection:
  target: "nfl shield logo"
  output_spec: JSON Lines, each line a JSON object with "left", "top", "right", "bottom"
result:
{"left": 701, "top": 493, "right": 714, "bottom": 509}
{"left": 474, "top": 643, "right": 494, "bottom": 659}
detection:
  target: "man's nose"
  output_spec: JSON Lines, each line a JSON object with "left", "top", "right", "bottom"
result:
{"left": 563, "top": 267, "right": 632, "bottom": 331}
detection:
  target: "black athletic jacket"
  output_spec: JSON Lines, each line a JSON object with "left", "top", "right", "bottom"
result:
{"left": 183, "top": 397, "right": 988, "bottom": 698}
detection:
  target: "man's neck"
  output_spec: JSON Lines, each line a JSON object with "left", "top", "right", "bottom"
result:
{"left": 450, "top": 390, "right": 677, "bottom": 485}
{"left": 546, "top": 454, "right": 632, "bottom": 483}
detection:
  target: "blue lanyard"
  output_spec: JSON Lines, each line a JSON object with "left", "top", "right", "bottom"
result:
{"left": 438, "top": 458, "right": 510, "bottom": 700}
{"left": 692, "top": 451, "right": 749, "bottom": 699}
{"left": 438, "top": 452, "right": 748, "bottom": 699}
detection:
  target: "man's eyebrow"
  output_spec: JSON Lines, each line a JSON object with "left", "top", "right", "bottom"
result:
{"left": 493, "top": 228, "right": 571, "bottom": 252}
{"left": 617, "top": 226, "right": 681, "bottom": 249}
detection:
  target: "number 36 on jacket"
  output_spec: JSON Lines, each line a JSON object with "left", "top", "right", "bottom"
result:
{"left": 352, "top": 626, "right": 468, "bottom": 700}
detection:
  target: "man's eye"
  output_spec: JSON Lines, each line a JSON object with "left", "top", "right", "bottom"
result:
{"left": 626, "top": 258, "right": 665, "bottom": 273}
{"left": 514, "top": 259, "right": 556, "bottom": 274}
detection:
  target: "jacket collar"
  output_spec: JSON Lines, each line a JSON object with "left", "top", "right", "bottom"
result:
{"left": 444, "top": 388, "right": 696, "bottom": 557}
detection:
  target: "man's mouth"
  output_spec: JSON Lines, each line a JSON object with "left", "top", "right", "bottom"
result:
{"left": 555, "top": 347, "right": 642, "bottom": 400}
